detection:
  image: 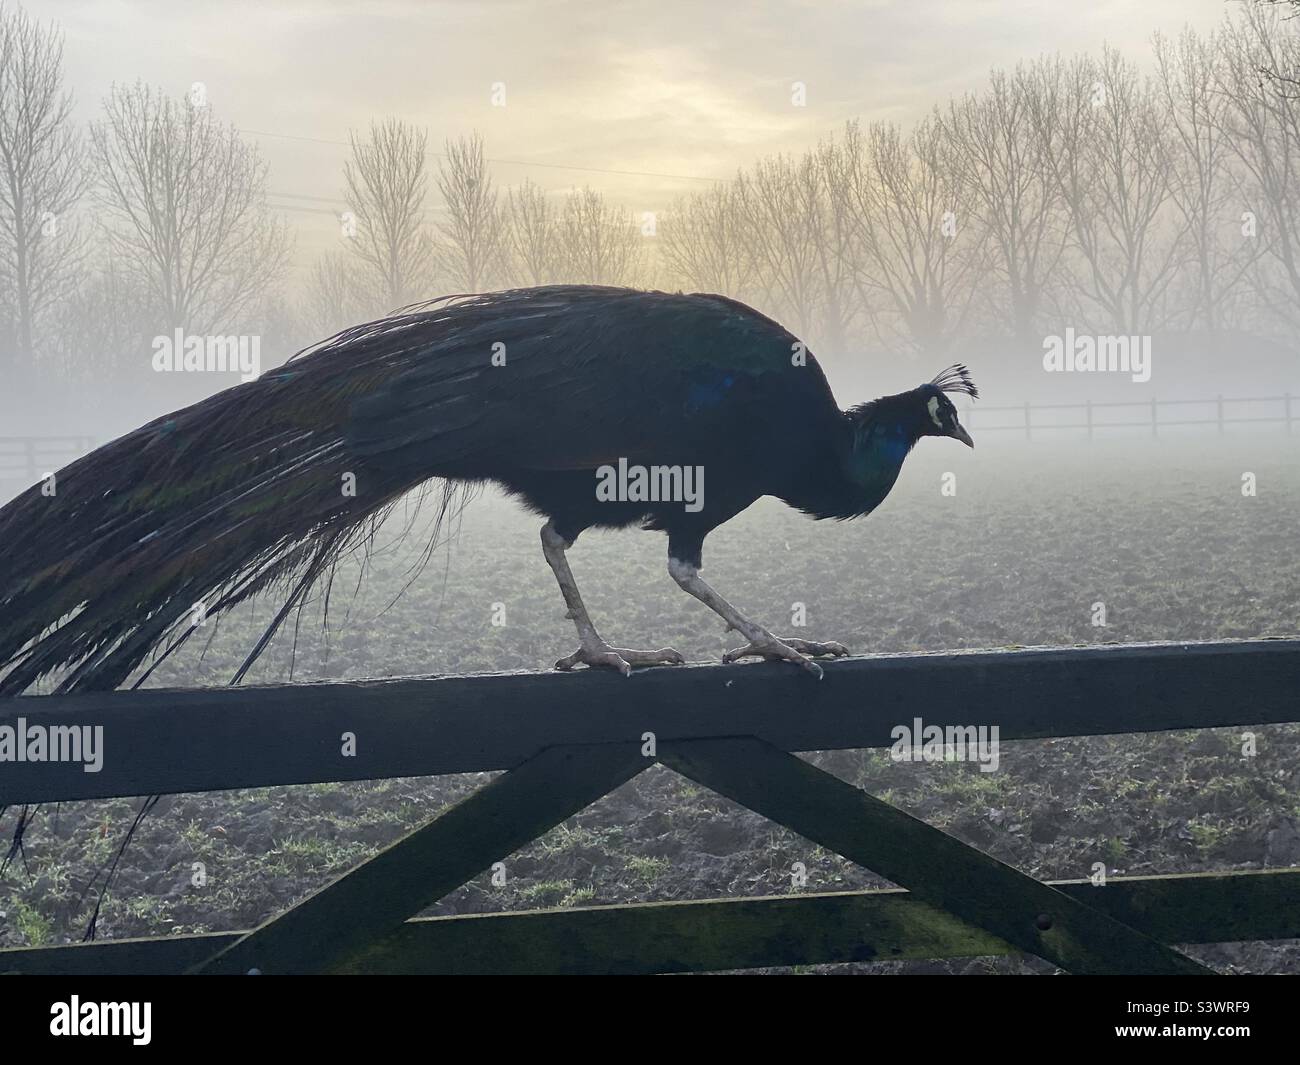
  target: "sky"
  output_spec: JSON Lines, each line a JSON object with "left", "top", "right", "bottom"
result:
{"left": 38, "top": 0, "right": 1234, "bottom": 266}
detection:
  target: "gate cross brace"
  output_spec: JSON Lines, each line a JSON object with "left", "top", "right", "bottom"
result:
{"left": 658, "top": 737, "right": 1210, "bottom": 975}
{"left": 190, "top": 742, "right": 646, "bottom": 974}
{"left": 191, "top": 735, "right": 1210, "bottom": 975}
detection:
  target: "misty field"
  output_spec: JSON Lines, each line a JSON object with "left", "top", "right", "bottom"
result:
{"left": 3, "top": 437, "right": 1298, "bottom": 973}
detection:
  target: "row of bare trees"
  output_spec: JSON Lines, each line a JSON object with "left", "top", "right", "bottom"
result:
{"left": 0, "top": 1, "right": 292, "bottom": 384}
{"left": 1, "top": 1, "right": 1298, "bottom": 390}
{"left": 0, "top": 2, "right": 85, "bottom": 378}
{"left": 300, "top": 127, "right": 647, "bottom": 340}
{"left": 661, "top": 5, "right": 1300, "bottom": 358}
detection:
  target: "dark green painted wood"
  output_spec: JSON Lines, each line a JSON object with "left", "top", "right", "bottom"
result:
{"left": 189, "top": 742, "right": 647, "bottom": 974}
{"left": 658, "top": 737, "right": 1213, "bottom": 975}
{"left": 2, "top": 931, "right": 231, "bottom": 975}
{"left": 341, "top": 889, "right": 996, "bottom": 975}
{"left": 3, "top": 639, "right": 1297, "bottom": 805}
{"left": 5, "top": 870, "right": 1295, "bottom": 975}
{"left": 1081, "top": 868, "right": 1300, "bottom": 945}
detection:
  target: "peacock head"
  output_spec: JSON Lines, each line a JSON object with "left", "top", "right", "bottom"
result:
{"left": 915, "top": 364, "right": 978, "bottom": 448}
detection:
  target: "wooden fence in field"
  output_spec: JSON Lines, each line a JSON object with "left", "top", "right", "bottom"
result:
{"left": 0, "top": 392, "right": 1292, "bottom": 497}
{"left": 0, "top": 435, "right": 95, "bottom": 487}
{"left": 1, "top": 639, "right": 1299, "bottom": 975}
{"left": 967, "top": 393, "right": 1295, "bottom": 439}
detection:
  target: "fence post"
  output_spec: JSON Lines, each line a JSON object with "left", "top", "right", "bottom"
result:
{"left": 1086, "top": 399, "right": 1093, "bottom": 442}
{"left": 1024, "top": 401, "right": 1031, "bottom": 441}
{"left": 1217, "top": 395, "right": 1224, "bottom": 436}
{"left": 1151, "top": 397, "right": 1158, "bottom": 439}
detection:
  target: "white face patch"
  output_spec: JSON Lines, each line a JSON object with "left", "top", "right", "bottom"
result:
{"left": 927, "top": 395, "right": 945, "bottom": 429}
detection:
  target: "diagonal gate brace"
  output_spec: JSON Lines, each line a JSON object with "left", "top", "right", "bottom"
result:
{"left": 191, "top": 742, "right": 647, "bottom": 974}
{"left": 658, "top": 737, "right": 1211, "bottom": 975}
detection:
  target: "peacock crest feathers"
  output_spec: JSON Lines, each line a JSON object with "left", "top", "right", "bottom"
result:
{"left": 929, "top": 364, "right": 979, "bottom": 400}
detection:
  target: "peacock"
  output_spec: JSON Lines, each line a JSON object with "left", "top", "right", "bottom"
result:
{"left": 0, "top": 285, "right": 977, "bottom": 692}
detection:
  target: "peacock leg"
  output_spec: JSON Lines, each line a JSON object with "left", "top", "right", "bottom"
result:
{"left": 668, "top": 556, "right": 848, "bottom": 679}
{"left": 541, "top": 522, "right": 684, "bottom": 676}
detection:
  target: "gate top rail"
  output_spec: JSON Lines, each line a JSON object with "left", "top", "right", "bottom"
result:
{"left": 2, "top": 638, "right": 1297, "bottom": 806}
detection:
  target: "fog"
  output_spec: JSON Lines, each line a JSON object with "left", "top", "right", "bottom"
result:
{"left": 4, "top": 1, "right": 1300, "bottom": 984}
{"left": 4, "top": 1, "right": 1298, "bottom": 478}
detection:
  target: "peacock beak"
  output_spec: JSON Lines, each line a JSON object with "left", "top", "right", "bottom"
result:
{"left": 951, "top": 423, "right": 974, "bottom": 449}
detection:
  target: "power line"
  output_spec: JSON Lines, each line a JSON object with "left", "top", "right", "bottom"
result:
{"left": 269, "top": 189, "right": 448, "bottom": 211}
{"left": 238, "top": 126, "right": 721, "bottom": 185}
{"left": 267, "top": 201, "right": 338, "bottom": 217}
{"left": 267, "top": 197, "right": 673, "bottom": 235}
{"left": 267, "top": 191, "right": 347, "bottom": 204}
{"left": 267, "top": 192, "right": 450, "bottom": 223}
{"left": 257, "top": 129, "right": 696, "bottom": 243}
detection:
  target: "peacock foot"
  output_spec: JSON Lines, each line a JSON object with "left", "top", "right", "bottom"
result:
{"left": 555, "top": 640, "right": 685, "bottom": 676}
{"left": 722, "top": 635, "right": 849, "bottom": 679}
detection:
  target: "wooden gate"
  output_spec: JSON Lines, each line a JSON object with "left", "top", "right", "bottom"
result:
{"left": 2, "top": 639, "right": 1298, "bottom": 974}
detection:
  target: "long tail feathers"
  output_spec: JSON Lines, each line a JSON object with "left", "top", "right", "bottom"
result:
{"left": 0, "top": 298, "right": 493, "bottom": 697}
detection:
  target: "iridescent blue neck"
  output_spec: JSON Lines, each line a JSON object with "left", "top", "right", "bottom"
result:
{"left": 839, "top": 398, "right": 922, "bottom": 514}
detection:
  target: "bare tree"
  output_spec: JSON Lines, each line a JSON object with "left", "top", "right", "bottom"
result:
{"left": 733, "top": 153, "right": 825, "bottom": 340}
{"left": 1218, "top": 5, "right": 1300, "bottom": 334}
{"left": 942, "top": 62, "right": 1067, "bottom": 344}
{"left": 1031, "top": 48, "right": 1189, "bottom": 334}
{"left": 1252, "top": 0, "right": 1300, "bottom": 96}
{"left": 0, "top": 2, "right": 85, "bottom": 377}
{"left": 299, "top": 250, "right": 378, "bottom": 342}
{"left": 660, "top": 182, "right": 755, "bottom": 300}
{"left": 1153, "top": 26, "right": 1260, "bottom": 334}
{"left": 832, "top": 117, "right": 985, "bottom": 357}
{"left": 501, "top": 179, "right": 559, "bottom": 287}
{"left": 90, "top": 82, "right": 289, "bottom": 335}
{"left": 45, "top": 256, "right": 147, "bottom": 383}
{"left": 435, "top": 132, "right": 503, "bottom": 291}
{"left": 555, "top": 187, "right": 642, "bottom": 286}
{"left": 343, "top": 118, "right": 434, "bottom": 309}
{"left": 810, "top": 137, "right": 860, "bottom": 355}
